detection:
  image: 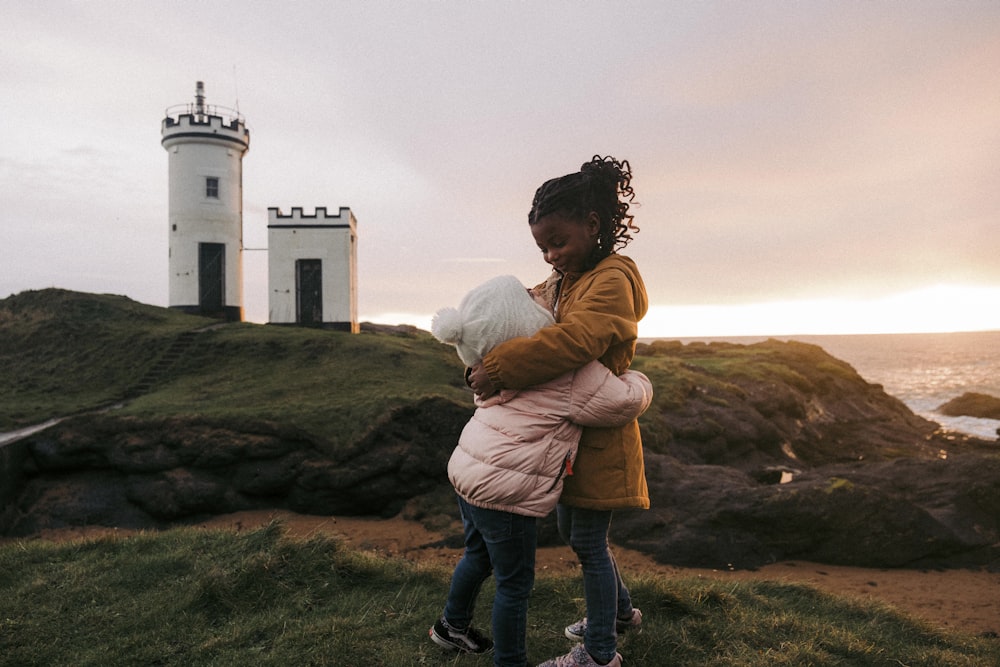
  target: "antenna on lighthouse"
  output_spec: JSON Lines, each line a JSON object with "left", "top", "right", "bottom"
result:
{"left": 232, "top": 65, "right": 241, "bottom": 115}
{"left": 195, "top": 81, "right": 206, "bottom": 118}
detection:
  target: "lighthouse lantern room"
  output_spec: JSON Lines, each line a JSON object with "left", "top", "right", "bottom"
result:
{"left": 161, "top": 81, "right": 250, "bottom": 321}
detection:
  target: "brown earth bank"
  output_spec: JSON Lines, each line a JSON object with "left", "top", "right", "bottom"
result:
{"left": 7, "top": 509, "right": 998, "bottom": 638}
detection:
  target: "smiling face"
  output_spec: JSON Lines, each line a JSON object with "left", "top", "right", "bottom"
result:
{"left": 530, "top": 211, "right": 600, "bottom": 274}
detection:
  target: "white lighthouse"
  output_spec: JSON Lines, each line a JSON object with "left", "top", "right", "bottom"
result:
{"left": 161, "top": 81, "right": 249, "bottom": 321}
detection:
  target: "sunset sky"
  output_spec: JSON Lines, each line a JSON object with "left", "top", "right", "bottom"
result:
{"left": 2, "top": 1, "right": 999, "bottom": 338}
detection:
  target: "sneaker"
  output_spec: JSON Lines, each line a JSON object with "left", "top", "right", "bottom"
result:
{"left": 429, "top": 617, "right": 493, "bottom": 654}
{"left": 564, "top": 608, "right": 642, "bottom": 642}
{"left": 537, "top": 643, "right": 622, "bottom": 667}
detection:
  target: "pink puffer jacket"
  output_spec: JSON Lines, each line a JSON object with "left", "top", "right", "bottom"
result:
{"left": 448, "top": 361, "right": 652, "bottom": 518}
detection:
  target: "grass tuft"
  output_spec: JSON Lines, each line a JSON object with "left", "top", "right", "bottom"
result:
{"left": 1, "top": 526, "right": 997, "bottom": 666}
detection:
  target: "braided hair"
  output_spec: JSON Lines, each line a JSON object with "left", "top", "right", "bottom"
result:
{"left": 528, "top": 155, "right": 639, "bottom": 270}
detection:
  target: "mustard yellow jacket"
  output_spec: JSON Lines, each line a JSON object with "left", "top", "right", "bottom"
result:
{"left": 481, "top": 254, "right": 650, "bottom": 510}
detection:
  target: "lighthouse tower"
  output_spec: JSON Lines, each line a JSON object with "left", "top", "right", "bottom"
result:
{"left": 161, "top": 81, "right": 249, "bottom": 320}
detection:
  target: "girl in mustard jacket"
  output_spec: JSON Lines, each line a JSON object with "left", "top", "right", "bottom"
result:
{"left": 467, "top": 155, "right": 648, "bottom": 667}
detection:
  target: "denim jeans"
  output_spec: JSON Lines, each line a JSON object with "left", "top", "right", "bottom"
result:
{"left": 556, "top": 504, "right": 633, "bottom": 664}
{"left": 443, "top": 496, "right": 537, "bottom": 667}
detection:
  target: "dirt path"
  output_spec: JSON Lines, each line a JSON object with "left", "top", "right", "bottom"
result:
{"left": 0, "top": 418, "right": 64, "bottom": 446}
{"left": 12, "top": 509, "right": 1000, "bottom": 637}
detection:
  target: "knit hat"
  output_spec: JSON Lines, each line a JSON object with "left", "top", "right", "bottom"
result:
{"left": 432, "top": 275, "right": 555, "bottom": 367}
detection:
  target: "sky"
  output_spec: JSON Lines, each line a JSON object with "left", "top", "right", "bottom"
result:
{"left": 2, "top": 1, "right": 999, "bottom": 338}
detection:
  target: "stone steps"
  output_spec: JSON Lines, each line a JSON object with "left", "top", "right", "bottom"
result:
{"left": 121, "top": 330, "right": 199, "bottom": 399}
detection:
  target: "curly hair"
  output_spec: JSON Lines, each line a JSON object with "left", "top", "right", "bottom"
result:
{"left": 528, "top": 155, "right": 640, "bottom": 269}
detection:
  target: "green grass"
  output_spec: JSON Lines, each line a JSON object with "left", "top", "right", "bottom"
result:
{"left": 0, "top": 290, "right": 828, "bottom": 437}
{"left": 1, "top": 525, "right": 996, "bottom": 666}
{"left": 634, "top": 339, "right": 852, "bottom": 397}
{"left": 0, "top": 290, "right": 468, "bottom": 442}
{"left": 118, "top": 323, "right": 468, "bottom": 449}
{"left": 0, "top": 290, "right": 216, "bottom": 425}
{"left": 0, "top": 290, "right": 879, "bottom": 453}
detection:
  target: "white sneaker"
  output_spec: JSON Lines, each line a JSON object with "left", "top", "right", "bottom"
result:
{"left": 564, "top": 608, "right": 642, "bottom": 641}
{"left": 536, "top": 643, "right": 622, "bottom": 667}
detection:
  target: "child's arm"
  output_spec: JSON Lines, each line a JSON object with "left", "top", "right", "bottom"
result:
{"left": 566, "top": 362, "right": 653, "bottom": 429}
{"left": 482, "top": 265, "right": 639, "bottom": 390}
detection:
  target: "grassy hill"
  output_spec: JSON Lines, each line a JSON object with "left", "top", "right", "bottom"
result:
{"left": 0, "top": 289, "right": 467, "bottom": 447}
{"left": 0, "top": 287, "right": 942, "bottom": 461}
{"left": 2, "top": 523, "right": 997, "bottom": 666}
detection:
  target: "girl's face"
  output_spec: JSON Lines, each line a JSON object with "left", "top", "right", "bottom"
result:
{"left": 530, "top": 211, "right": 599, "bottom": 274}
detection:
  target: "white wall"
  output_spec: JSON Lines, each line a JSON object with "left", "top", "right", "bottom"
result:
{"left": 162, "top": 114, "right": 249, "bottom": 316}
{"left": 267, "top": 207, "right": 357, "bottom": 331}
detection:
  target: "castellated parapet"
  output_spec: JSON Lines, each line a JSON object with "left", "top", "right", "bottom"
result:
{"left": 161, "top": 113, "right": 250, "bottom": 152}
{"left": 267, "top": 207, "right": 358, "bottom": 332}
{"left": 267, "top": 207, "right": 355, "bottom": 227}
{"left": 161, "top": 79, "right": 248, "bottom": 153}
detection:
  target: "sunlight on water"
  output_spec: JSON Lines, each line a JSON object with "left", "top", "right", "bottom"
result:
{"left": 930, "top": 414, "right": 999, "bottom": 440}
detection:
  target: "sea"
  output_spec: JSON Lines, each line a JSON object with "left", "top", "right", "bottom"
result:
{"left": 643, "top": 330, "right": 1000, "bottom": 441}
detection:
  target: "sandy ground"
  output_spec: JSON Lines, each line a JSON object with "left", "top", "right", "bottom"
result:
{"left": 11, "top": 509, "right": 999, "bottom": 637}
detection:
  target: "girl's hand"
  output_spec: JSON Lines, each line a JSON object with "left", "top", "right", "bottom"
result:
{"left": 466, "top": 363, "right": 497, "bottom": 398}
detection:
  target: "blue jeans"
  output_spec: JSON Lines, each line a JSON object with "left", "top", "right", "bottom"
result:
{"left": 556, "top": 504, "right": 634, "bottom": 664}
{"left": 443, "top": 496, "right": 537, "bottom": 667}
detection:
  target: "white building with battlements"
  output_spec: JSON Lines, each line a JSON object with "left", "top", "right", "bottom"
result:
{"left": 161, "top": 82, "right": 358, "bottom": 331}
{"left": 267, "top": 207, "right": 358, "bottom": 332}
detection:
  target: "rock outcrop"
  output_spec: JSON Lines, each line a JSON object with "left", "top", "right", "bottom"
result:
{"left": 609, "top": 452, "right": 1000, "bottom": 569}
{"left": 4, "top": 399, "right": 467, "bottom": 536}
{"left": 938, "top": 392, "right": 1000, "bottom": 420}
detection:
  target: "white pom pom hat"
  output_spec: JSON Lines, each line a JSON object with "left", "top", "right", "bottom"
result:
{"left": 431, "top": 275, "right": 555, "bottom": 367}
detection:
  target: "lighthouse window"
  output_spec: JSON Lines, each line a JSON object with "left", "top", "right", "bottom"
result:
{"left": 205, "top": 177, "right": 219, "bottom": 199}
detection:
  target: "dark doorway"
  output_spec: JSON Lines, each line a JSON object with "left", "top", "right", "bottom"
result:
{"left": 198, "top": 243, "right": 225, "bottom": 313}
{"left": 296, "top": 259, "right": 323, "bottom": 326}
